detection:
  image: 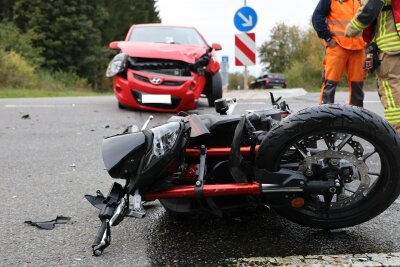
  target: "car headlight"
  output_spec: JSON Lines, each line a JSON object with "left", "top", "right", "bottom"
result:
{"left": 106, "top": 53, "right": 128, "bottom": 77}
{"left": 145, "top": 122, "right": 181, "bottom": 168}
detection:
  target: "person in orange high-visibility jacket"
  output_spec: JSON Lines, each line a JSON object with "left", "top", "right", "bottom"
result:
{"left": 312, "top": 0, "right": 366, "bottom": 107}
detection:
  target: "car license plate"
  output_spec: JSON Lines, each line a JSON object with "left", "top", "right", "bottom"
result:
{"left": 142, "top": 94, "right": 172, "bottom": 104}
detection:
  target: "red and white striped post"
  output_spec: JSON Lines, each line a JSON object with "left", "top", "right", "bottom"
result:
{"left": 235, "top": 32, "right": 256, "bottom": 90}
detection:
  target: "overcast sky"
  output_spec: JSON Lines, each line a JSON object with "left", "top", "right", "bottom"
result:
{"left": 156, "top": 0, "right": 320, "bottom": 76}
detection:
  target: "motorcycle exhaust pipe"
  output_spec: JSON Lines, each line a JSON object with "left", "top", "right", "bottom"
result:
{"left": 143, "top": 182, "right": 261, "bottom": 200}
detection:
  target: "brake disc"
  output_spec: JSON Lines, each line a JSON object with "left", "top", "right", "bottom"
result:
{"left": 299, "top": 150, "right": 370, "bottom": 209}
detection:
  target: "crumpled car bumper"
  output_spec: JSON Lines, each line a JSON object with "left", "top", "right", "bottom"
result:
{"left": 113, "top": 69, "right": 206, "bottom": 112}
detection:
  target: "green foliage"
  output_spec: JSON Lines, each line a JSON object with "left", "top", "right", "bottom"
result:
{"left": 103, "top": 0, "right": 161, "bottom": 43}
{"left": 259, "top": 22, "right": 302, "bottom": 73}
{"left": 228, "top": 72, "right": 255, "bottom": 90}
{"left": 284, "top": 28, "right": 325, "bottom": 89}
{"left": 6, "top": 0, "right": 160, "bottom": 91}
{"left": 13, "top": 0, "right": 108, "bottom": 87}
{"left": 0, "top": 21, "right": 44, "bottom": 65}
{"left": 0, "top": 0, "right": 14, "bottom": 21}
{"left": 0, "top": 47, "right": 90, "bottom": 91}
{"left": 0, "top": 48, "right": 36, "bottom": 88}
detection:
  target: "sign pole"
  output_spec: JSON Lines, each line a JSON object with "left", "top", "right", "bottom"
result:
{"left": 244, "top": 66, "right": 248, "bottom": 90}
{"left": 234, "top": 3, "right": 256, "bottom": 91}
{"left": 243, "top": 0, "right": 248, "bottom": 90}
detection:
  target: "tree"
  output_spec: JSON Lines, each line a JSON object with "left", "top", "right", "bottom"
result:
{"left": 0, "top": 21, "right": 44, "bottom": 66}
{"left": 258, "top": 22, "right": 302, "bottom": 73}
{"left": 284, "top": 27, "right": 326, "bottom": 89}
{"left": 0, "top": 0, "right": 14, "bottom": 21}
{"left": 228, "top": 72, "right": 255, "bottom": 90}
{"left": 12, "top": 0, "right": 108, "bottom": 87}
{"left": 103, "top": 0, "right": 161, "bottom": 44}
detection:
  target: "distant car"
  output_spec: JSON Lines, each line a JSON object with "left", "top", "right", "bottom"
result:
{"left": 105, "top": 24, "right": 223, "bottom": 112}
{"left": 250, "top": 73, "right": 287, "bottom": 89}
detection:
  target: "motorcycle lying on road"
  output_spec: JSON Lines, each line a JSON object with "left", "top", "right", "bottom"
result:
{"left": 88, "top": 95, "right": 400, "bottom": 256}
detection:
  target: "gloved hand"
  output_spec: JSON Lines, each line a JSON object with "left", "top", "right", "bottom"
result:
{"left": 345, "top": 23, "right": 361, "bottom": 37}
{"left": 364, "top": 42, "right": 380, "bottom": 73}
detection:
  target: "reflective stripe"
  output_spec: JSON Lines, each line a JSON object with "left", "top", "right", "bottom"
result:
{"left": 351, "top": 18, "right": 367, "bottom": 31}
{"left": 383, "top": 80, "right": 396, "bottom": 109}
{"left": 376, "top": 32, "right": 398, "bottom": 42}
{"left": 327, "top": 20, "right": 351, "bottom": 25}
{"left": 386, "top": 118, "right": 400, "bottom": 124}
{"left": 384, "top": 108, "right": 400, "bottom": 115}
{"left": 330, "top": 31, "right": 346, "bottom": 37}
{"left": 379, "top": 42, "right": 400, "bottom": 51}
{"left": 376, "top": 36, "right": 400, "bottom": 45}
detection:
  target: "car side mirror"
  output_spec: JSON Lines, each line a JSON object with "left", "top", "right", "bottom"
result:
{"left": 211, "top": 43, "right": 222, "bottom": 51}
{"left": 109, "top": 41, "right": 120, "bottom": 50}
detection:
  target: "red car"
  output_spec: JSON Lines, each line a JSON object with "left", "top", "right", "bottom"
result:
{"left": 106, "top": 24, "right": 223, "bottom": 112}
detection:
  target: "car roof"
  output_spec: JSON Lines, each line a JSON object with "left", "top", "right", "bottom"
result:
{"left": 133, "top": 24, "right": 195, "bottom": 29}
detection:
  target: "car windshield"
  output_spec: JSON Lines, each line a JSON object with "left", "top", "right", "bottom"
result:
{"left": 130, "top": 26, "right": 206, "bottom": 45}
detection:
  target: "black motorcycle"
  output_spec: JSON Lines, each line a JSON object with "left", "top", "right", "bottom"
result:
{"left": 87, "top": 95, "right": 400, "bottom": 256}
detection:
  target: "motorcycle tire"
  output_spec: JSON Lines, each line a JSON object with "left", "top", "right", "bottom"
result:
{"left": 207, "top": 72, "right": 223, "bottom": 107}
{"left": 256, "top": 104, "right": 400, "bottom": 229}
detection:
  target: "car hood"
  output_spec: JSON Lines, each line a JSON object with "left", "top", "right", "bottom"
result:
{"left": 115, "top": 41, "right": 208, "bottom": 63}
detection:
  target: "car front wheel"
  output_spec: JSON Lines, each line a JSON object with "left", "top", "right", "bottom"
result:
{"left": 207, "top": 72, "right": 223, "bottom": 107}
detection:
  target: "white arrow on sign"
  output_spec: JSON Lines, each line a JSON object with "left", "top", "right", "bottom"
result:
{"left": 238, "top": 12, "right": 253, "bottom": 27}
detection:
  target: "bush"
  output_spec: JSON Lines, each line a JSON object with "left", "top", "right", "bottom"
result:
{"left": 0, "top": 48, "right": 91, "bottom": 91}
{"left": 0, "top": 48, "right": 36, "bottom": 88}
{"left": 0, "top": 21, "right": 43, "bottom": 66}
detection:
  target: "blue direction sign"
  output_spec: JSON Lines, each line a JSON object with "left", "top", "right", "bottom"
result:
{"left": 234, "top": 6, "right": 258, "bottom": 32}
{"left": 221, "top": 56, "right": 229, "bottom": 63}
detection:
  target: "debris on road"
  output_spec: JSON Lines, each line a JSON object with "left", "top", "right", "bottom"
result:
{"left": 24, "top": 216, "right": 73, "bottom": 230}
{"left": 84, "top": 190, "right": 105, "bottom": 210}
{"left": 21, "top": 114, "right": 30, "bottom": 119}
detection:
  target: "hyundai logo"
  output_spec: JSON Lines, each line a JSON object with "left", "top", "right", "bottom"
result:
{"left": 150, "top": 77, "right": 162, "bottom": 85}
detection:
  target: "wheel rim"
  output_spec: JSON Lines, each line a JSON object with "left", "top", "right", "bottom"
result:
{"left": 276, "top": 130, "right": 384, "bottom": 216}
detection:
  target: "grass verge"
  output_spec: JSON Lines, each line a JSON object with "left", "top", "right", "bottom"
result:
{"left": 0, "top": 88, "right": 112, "bottom": 98}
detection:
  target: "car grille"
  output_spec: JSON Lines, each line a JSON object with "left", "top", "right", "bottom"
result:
{"left": 131, "top": 90, "right": 181, "bottom": 110}
{"left": 133, "top": 73, "right": 184, "bottom": 86}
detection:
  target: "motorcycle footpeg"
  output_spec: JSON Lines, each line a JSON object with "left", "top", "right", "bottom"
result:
{"left": 92, "top": 220, "right": 111, "bottom": 256}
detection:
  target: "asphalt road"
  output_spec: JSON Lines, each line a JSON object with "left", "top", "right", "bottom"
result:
{"left": 1, "top": 91, "right": 399, "bottom": 266}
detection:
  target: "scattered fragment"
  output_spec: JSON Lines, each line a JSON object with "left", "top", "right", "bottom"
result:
{"left": 24, "top": 216, "right": 73, "bottom": 230}
{"left": 69, "top": 163, "right": 76, "bottom": 168}
{"left": 84, "top": 190, "right": 105, "bottom": 210}
{"left": 21, "top": 114, "right": 30, "bottom": 119}
{"left": 105, "top": 125, "right": 110, "bottom": 128}
{"left": 12, "top": 196, "right": 17, "bottom": 199}
{"left": 91, "top": 129, "right": 95, "bottom": 132}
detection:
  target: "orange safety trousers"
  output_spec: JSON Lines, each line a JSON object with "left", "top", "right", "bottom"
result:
{"left": 320, "top": 44, "right": 365, "bottom": 107}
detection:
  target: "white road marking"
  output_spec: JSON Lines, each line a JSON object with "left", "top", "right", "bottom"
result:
{"left": 4, "top": 104, "right": 75, "bottom": 108}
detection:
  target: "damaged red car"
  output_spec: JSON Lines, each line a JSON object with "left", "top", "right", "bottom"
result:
{"left": 106, "top": 24, "right": 223, "bottom": 112}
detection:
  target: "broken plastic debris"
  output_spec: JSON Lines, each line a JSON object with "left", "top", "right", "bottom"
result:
{"left": 69, "top": 163, "right": 76, "bottom": 168}
{"left": 105, "top": 125, "right": 110, "bottom": 128}
{"left": 21, "top": 114, "right": 30, "bottom": 119}
{"left": 84, "top": 190, "right": 105, "bottom": 210}
{"left": 24, "top": 216, "right": 73, "bottom": 230}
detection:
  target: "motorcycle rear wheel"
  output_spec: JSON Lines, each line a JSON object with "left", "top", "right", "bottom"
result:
{"left": 256, "top": 104, "right": 400, "bottom": 229}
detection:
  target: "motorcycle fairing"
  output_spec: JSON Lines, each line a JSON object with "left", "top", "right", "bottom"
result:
{"left": 102, "top": 132, "right": 146, "bottom": 178}
{"left": 127, "top": 122, "right": 188, "bottom": 193}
